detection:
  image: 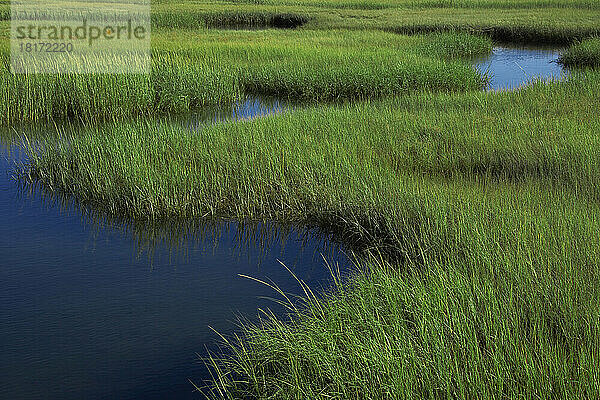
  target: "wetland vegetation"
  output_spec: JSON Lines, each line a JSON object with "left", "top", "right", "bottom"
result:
{"left": 3, "top": 0, "right": 600, "bottom": 398}
{"left": 0, "top": 30, "right": 490, "bottom": 124}
{"left": 559, "top": 37, "right": 600, "bottom": 68}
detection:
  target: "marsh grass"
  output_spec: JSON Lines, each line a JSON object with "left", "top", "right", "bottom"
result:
{"left": 152, "top": 11, "right": 309, "bottom": 29}
{"left": 0, "top": 31, "right": 490, "bottom": 124}
{"left": 200, "top": 230, "right": 600, "bottom": 398}
{"left": 240, "top": 49, "right": 486, "bottom": 101}
{"left": 0, "top": 52, "right": 240, "bottom": 125}
{"left": 226, "top": 0, "right": 600, "bottom": 9}
{"left": 18, "top": 72, "right": 600, "bottom": 398}
{"left": 146, "top": 0, "right": 600, "bottom": 44}
{"left": 3, "top": 0, "right": 600, "bottom": 44}
{"left": 388, "top": 23, "right": 600, "bottom": 45}
{"left": 559, "top": 37, "right": 600, "bottom": 68}
{"left": 19, "top": 70, "right": 600, "bottom": 242}
{"left": 15, "top": 167, "right": 340, "bottom": 262}
{"left": 8, "top": 35, "right": 599, "bottom": 400}
{"left": 6, "top": 1, "right": 600, "bottom": 397}
{"left": 189, "top": 74, "right": 600, "bottom": 398}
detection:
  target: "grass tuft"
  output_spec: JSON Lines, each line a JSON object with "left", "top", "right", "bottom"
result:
{"left": 201, "top": 248, "right": 600, "bottom": 399}
{"left": 0, "top": 52, "right": 240, "bottom": 125}
{"left": 559, "top": 37, "right": 600, "bottom": 68}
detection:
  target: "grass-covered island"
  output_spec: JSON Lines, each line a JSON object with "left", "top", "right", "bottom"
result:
{"left": 4, "top": 0, "right": 600, "bottom": 398}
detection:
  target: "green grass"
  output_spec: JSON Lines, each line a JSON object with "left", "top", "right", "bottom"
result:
{"left": 0, "top": 29, "right": 489, "bottom": 124}
{"left": 225, "top": 0, "right": 600, "bottom": 9}
{"left": 18, "top": 72, "right": 600, "bottom": 398}
{"left": 5, "top": 0, "right": 600, "bottom": 397}
{"left": 151, "top": 11, "right": 309, "bottom": 29}
{"left": 146, "top": 1, "right": 600, "bottom": 44}
{"left": 0, "top": 51, "right": 239, "bottom": 125}
{"left": 238, "top": 48, "right": 485, "bottom": 101}
{"left": 17, "top": 70, "right": 600, "bottom": 225}
{"left": 2, "top": 0, "right": 600, "bottom": 44}
{"left": 560, "top": 37, "right": 600, "bottom": 68}
{"left": 1, "top": 0, "right": 599, "bottom": 123}
{"left": 202, "top": 242, "right": 600, "bottom": 399}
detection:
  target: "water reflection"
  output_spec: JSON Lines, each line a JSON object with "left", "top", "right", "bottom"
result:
{"left": 20, "top": 176, "right": 345, "bottom": 266}
{"left": 0, "top": 122, "right": 347, "bottom": 400}
{"left": 474, "top": 46, "right": 568, "bottom": 91}
{"left": 0, "top": 95, "right": 291, "bottom": 148}
{"left": 181, "top": 95, "right": 291, "bottom": 131}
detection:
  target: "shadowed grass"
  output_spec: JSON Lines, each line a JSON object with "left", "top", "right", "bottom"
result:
{"left": 559, "top": 37, "right": 600, "bottom": 68}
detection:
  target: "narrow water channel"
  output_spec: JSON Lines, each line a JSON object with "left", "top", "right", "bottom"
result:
{"left": 1, "top": 45, "right": 567, "bottom": 400}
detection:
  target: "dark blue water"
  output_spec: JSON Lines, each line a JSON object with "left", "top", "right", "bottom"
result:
{"left": 0, "top": 107, "right": 344, "bottom": 400}
{"left": 474, "top": 46, "right": 567, "bottom": 91}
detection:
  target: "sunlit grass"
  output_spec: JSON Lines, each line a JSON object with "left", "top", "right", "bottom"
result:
{"left": 4, "top": 0, "right": 600, "bottom": 398}
{"left": 19, "top": 72, "right": 600, "bottom": 398}
{"left": 0, "top": 30, "right": 490, "bottom": 124}
{"left": 224, "top": 0, "right": 600, "bottom": 9}
{"left": 147, "top": 0, "right": 600, "bottom": 44}
{"left": 0, "top": 51, "right": 239, "bottom": 125}
{"left": 19, "top": 71, "right": 600, "bottom": 231}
